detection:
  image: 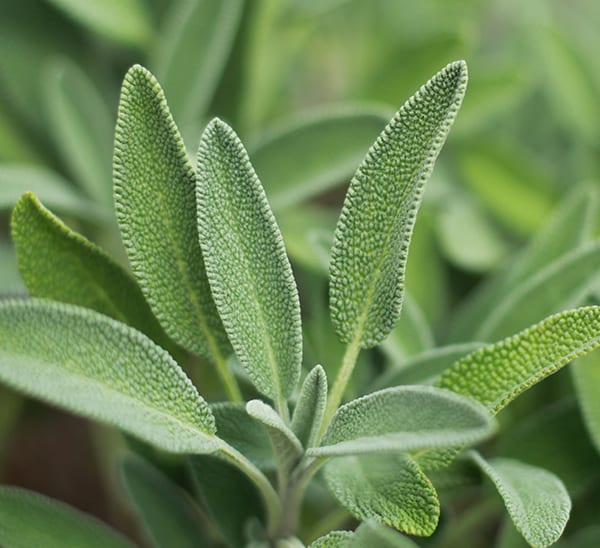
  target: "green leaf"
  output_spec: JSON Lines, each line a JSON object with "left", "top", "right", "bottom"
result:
{"left": 43, "top": 58, "right": 114, "bottom": 206}
{"left": 196, "top": 118, "right": 302, "bottom": 403}
{"left": 349, "top": 519, "right": 420, "bottom": 547}
{"left": 0, "top": 164, "right": 107, "bottom": 223}
{"left": 249, "top": 105, "right": 391, "bottom": 210}
{"left": 189, "top": 455, "right": 263, "bottom": 548}
{"left": 246, "top": 399, "right": 303, "bottom": 470}
{"left": 12, "top": 193, "right": 170, "bottom": 348}
{"left": 469, "top": 452, "right": 571, "bottom": 548}
{"left": 329, "top": 60, "right": 467, "bottom": 348}
{"left": 151, "top": 0, "right": 243, "bottom": 145}
{"left": 323, "top": 453, "right": 439, "bottom": 536}
{"left": 0, "top": 244, "right": 25, "bottom": 295}
{"left": 0, "top": 299, "right": 218, "bottom": 454}
{"left": 46, "top": 0, "right": 152, "bottom": 48}
{"left": 309, "top": 386, "right": 495, "bottom": 458}
{"left": 291, "top": 365, "right": 328, "bottom": 449}
{"left": 0, "top": 486, "right": 133, "bottom": 548}
{"left": 114, "top": 65, "right": 229, "bottom": 362}
{"left": 572, "top": 352, "right": 600, "bottom": 455}
{"left": 120, "top": 455, "right": 208, "bottom": 548}
{"left": 438, "top": 307, "right": 600, "bottom": 414}
{"left": 309, "top": 531, "right": 353, "bottom": 548}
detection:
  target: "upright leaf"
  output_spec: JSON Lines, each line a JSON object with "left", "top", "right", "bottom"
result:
{"left": 12, "top": 193, "right": 170, "bottom": 348}
{"left": 196, "top": 118, "right": 302, "bottom": 403}
{"left": 469, "top": 452, "right": 571, "bottom": 548}
{"left": 309, "top": 386, "right": 495, "bottom": 458}
{"left": 438, "top": 307, "right": 600, "bottom": 414}
{"left": 572, "top": 352, "right": 600, "bottom": 455}
{"left": 0, "top": 486, "right": 133, "bottom": 548}
{"left": 329, "top": 60, "right": 468, "bottom": 347}
{"left": 114, "top": 65, "right": 229, "bottom": 361}
{"left": 0, "top": 300, "right": 218, "bottom": 454}
{"left": 291, "top": 365, "right": 328, "bottom": 448}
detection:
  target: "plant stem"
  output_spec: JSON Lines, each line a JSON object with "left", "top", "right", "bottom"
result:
{"left": 209, "top": 342, "right": 243, "bottom": 402}
{"left": 318, "top": 336, "right": 362, "bottom": 440}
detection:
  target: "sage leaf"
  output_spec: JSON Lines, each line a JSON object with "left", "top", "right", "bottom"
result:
{"left": 197, "top": 118, "right": 302, "bottom": 402}
{"left": 249, "top": 105, "right": 391, "bottom": 210}
{"left": 349, "top": 519, "right": 420, "bottom": 547}
{"left": 0, "top": 300, "right": 219, "bottom": 454}
{"left": 438, "top": 307, "right": 600, "bottom": 414}
{"left": 114, "top": 65, "right": 229, "bottom": 362}
{"left": 0, "top": 486, "right": 133, "bottom": 548}
{"left": 309, "top": 531, "right": 353, "bottom": 548}
{"left": 291, "top": 365, "right": 328, "bottom": 449}
{"left": 572, "top": 352, "right": 600, "bottom": 454}
{"left": 120, "top": 455, "right": 209, "bottom": 548}
{"left": 309, "top": 386, "right": 495, "bottom": 458}
{"left": 12, "top": 193, "right": 170, "bottom": 348}
{"left": 469, "top": 451, "right": 571, "bottom": 548}
{"left": 0, "top": 243, "right": 25, "bottom": 295}
{"left": 329, "top": 60, "right": 467, "bottom": 348}
{"left": 323, "top": 453, "right": 439, "bottom": 536}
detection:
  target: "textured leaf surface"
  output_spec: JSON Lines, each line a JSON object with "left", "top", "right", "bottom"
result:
{"left": 323, "top": 453, "right": 439, "bottom": 536}
{"left": 197, "top": 118, "right": 302, "bottom": 400}
{"left": 249, "top": 105, "right": 391, "bottom": 209}
{"left": 572, "top": 352, "right": 600, "bottom": 454}
{"left": 470, "top": 452, "right": 571, "bottom": 548}
{"left": 291, "top": 365, "right": 328, "bottom": 448}
{"left": 309, "top": 386, "right": 494, "bottom": 457}
{"left": 12, "top": 193, "right": 169, "bottom": 346}
{"left": 329, "top": 60, "right": 467, "bottom": 347}
{"left": 438, "top": 307, "right": 600, "bottom": 414}
{"left": 114, "top": 65, "right": 228, "bottom": 360}
{"left": 309, "top": 531, "right": 353, "bottom": 548}
{"left": 0, "top": 300, "right": 218, "bottom": 453}
{"left": 0, "top": 486, "right": 133, "bottom": 548}
{"left": 120, "top": 455, "right": 208, "bottom": 548}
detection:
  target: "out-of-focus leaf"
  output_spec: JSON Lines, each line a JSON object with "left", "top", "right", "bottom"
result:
{"left": 46, "top": 0, "right": 152, "bottom": 48}
{"left": 572, "top": 352, "right": 600, "bottom": 455}
{"left": 0, "top": 486, "right": 133, "bottom": 548}
{"left": 249, "top": 105, "right": 391, "bottom": 210}
{"left": 309, "top": 531, "right": 353, "bottom": 548}
{"left": 348, "top": 520, "right": 419, "bottom": 547}
{"left": 0, "top": 244, "right": 25, "bottom": 295}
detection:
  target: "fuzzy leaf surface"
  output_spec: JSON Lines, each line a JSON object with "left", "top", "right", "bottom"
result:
{"left": 324, "top": 453, "right": 439, "bottom": 536}
{"left": 309, "top": 531, "right": 354, "bottom": 548}
{"left": 572, "top": 352, "right": 600, "bottom": 455}
{"left": 309, "top": 386, "right": 495, "bottom": 458}
{"left": 114, "top": 65, "right": 228, "bottom": 359}
{"left": 120, "top": 455, "right": 208, "bottom": 548}
{"left": 0, "top": 486, "right": 133, "bottom": 548}
{"left": 197, "top": 118, "right": 302, "bottom": 400}
{"left": 470, "top": 452, "right": 571, "bottom": 548}
{"left": 291, "top": 364, "right": 328, "bottom": 448}
{"left": 438, "top": 307, "right": 600, "bottom": 414}
{"left": 0, "top": 300, "right": 218, "bottom": 454}
{"left": 329, "top": 60, "right": 467, "bottom": 347}
{"left": 12, "top": 193, "right": 169, "bottom": 347}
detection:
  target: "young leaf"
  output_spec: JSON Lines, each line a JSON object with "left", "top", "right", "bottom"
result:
{"left": 572, "top": 352, "right": 600, "bottom": 455}
{"left": 248, "top": 105, "right": 391, "bottom": 210}
{"left": 12, "top": 193, "right": 170, "bottom": 348}
{"left": 114, "top": 65, "right": 230, "bottom": 365}
{"left": 350, "top": 519, "right": 420, "bottom": 547}
{"left": 329, "top": 60, "right": 467, "bottom": 348}
{"left": 120, "top": 455, "right": 209, "bottom": 548}
{"left": 0, "top": 300, "right": 219, "bottom": 454}
{"left": 438, "top": 307, "right": 600, "bottom": 414}
{"left": 246, "top": 399, "right": 303, "bottom": 470}
{"left": 323, "top": 453, "right": 440, "bottom": 536}
{"left": 0, "top": 486, "right": 133, "bottom": 548}
{"left": 309, "top": 531, "right": 353, "bottom": 548}
{"left": 469, "top": 451, "right": 571, "bottom": 548}
{"left": 196, "top": 118, "right": 302, "bottom": 404}
{"left": 291, "top": 365, "right": 328, "bottom": 448}
{"left": 309, "top": 386, "right": 495, "bottom": 458}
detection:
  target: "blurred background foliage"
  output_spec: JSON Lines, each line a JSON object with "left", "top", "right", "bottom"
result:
{"left": 1, "top": 0, "right": 600, "bottom": 545}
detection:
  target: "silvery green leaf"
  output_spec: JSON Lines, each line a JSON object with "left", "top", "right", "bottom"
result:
{"left": 114, "top": 65, "right": 229, "bottom": 361}
{"left": 309, "top": 386, "right": 495, "bottom": 458}
{"left": 309, "top": 531, "right": 353, "bottom": 548}
{"left": 248, "top": 105, "right": 391, "bottom": 210}
{"left": 572, "top": 352, "right": 600, "bottom": 455}
{"left": 120, "top": 455, "right": 208, "bottom": 548}
{"left": 197, "top": 118, "right": 302, "bottom": 402}
{"left": 323, "top": 453, "right": 439, "bottom": 536}
{"left": 0, "top": 300, "right": 218, "bottom": 454}
{"left": 291, "top": 365, "right": 328, "bottom": 449}
{"left": 329, "top": 60, "right": 467, "bottom": 348}
{"left": 246, "top": 399, "right": 303, "bottom": 471}
{"left": 438, "top": 307, "right": 600, "bottom": 414}
{"left": 12, "top": 193, "right": 171, "bottom": 349}
{"left": 469, "top": 451, "right": 571, "bottom": 548}
{"left": 349, "top": 519, "right": 420, "bottom": 547}
{"left": 0, "top": 486, "right": 133, "bottom": 548}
